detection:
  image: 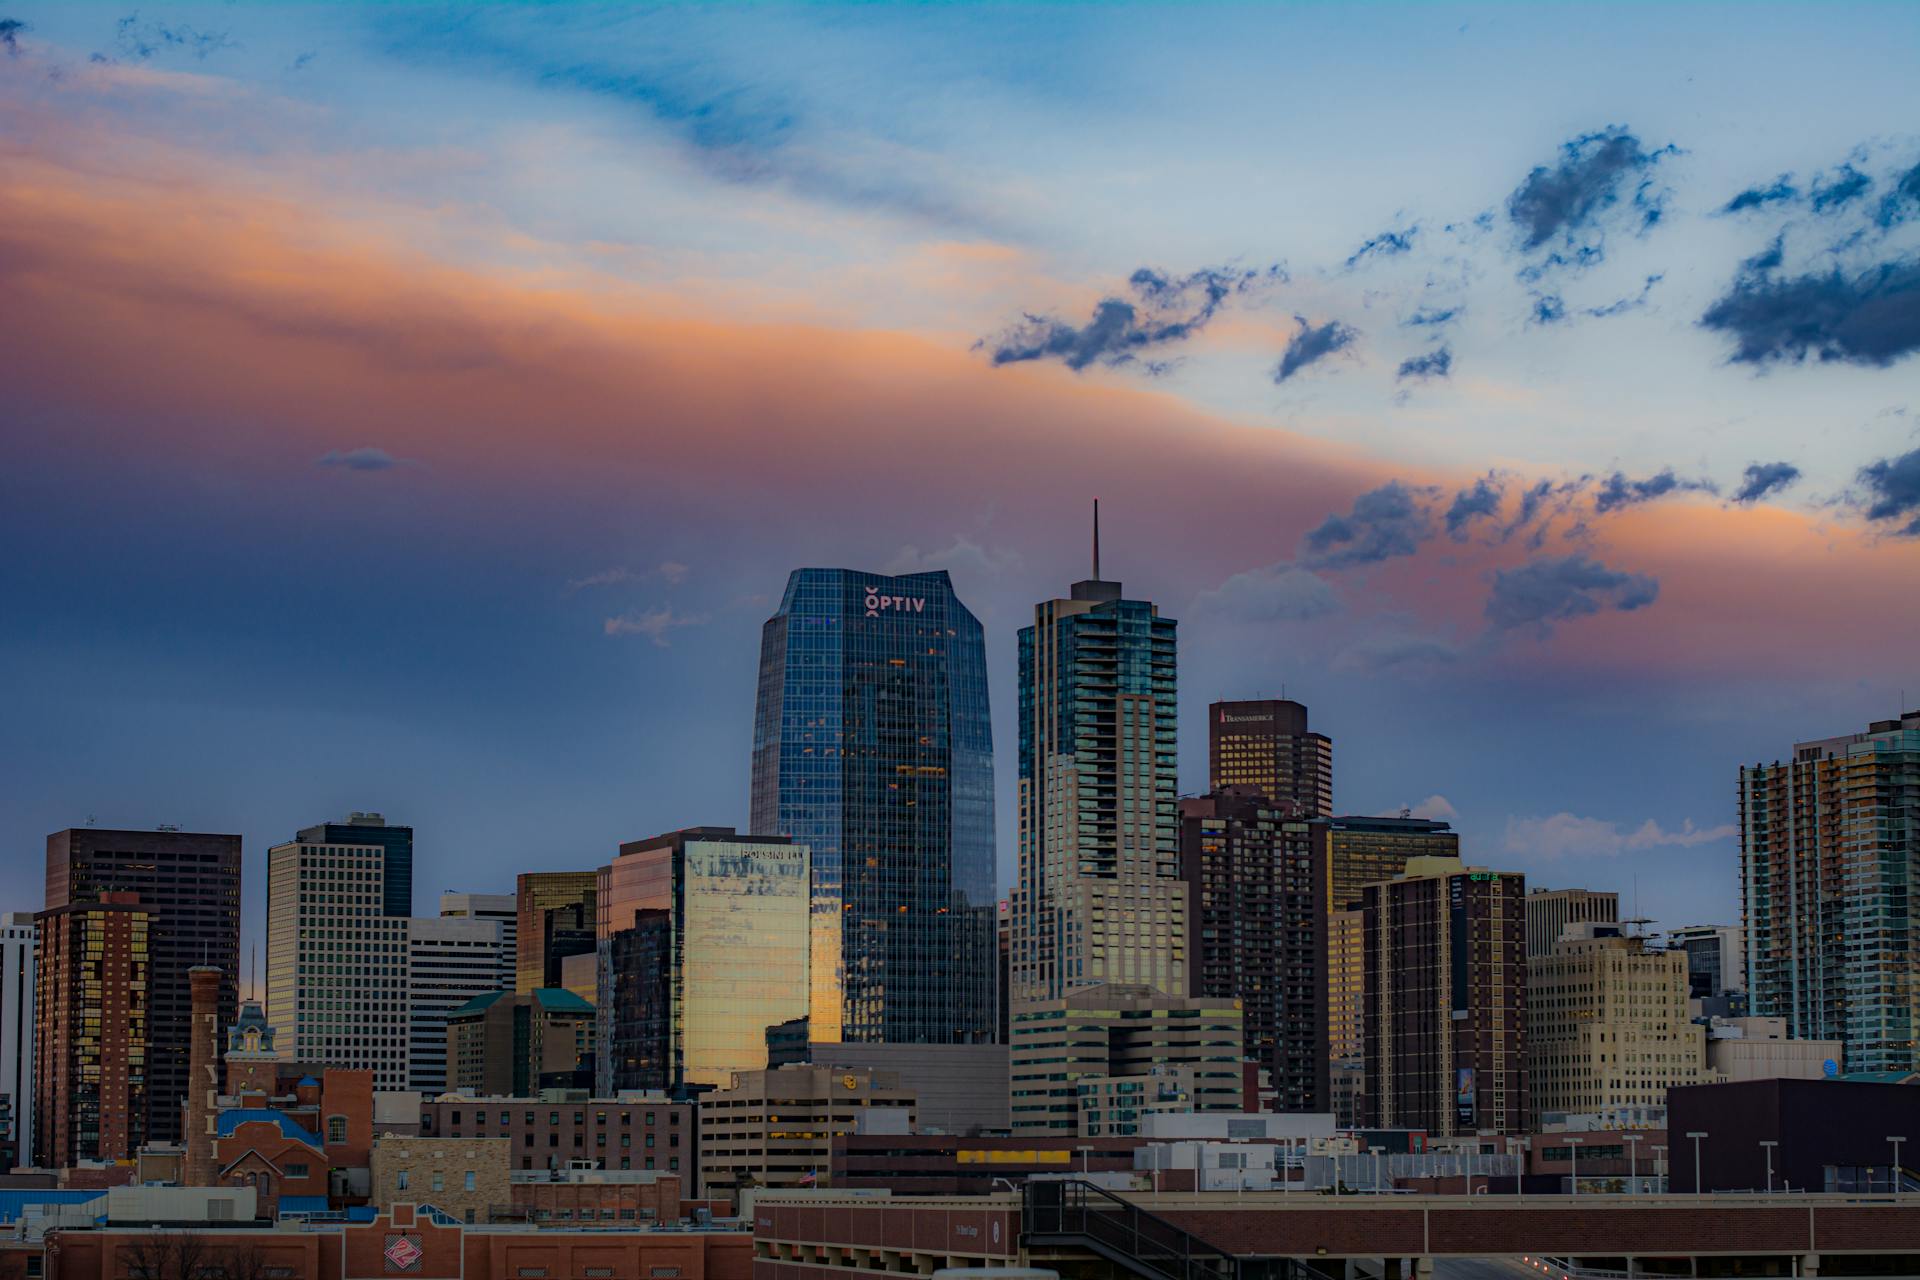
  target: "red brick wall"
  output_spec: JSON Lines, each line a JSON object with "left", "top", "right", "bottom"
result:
{"left": 508, "top": 1175, "right": 684, "bottom": 1222}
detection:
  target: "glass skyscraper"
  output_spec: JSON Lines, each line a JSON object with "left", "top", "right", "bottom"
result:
{"left": 750, "top": 568, "right": 995, "bottom": 1045}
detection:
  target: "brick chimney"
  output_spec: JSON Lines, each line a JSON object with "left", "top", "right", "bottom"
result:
{"left": 184, "top": 965, "right": 222, "bottom": 1186}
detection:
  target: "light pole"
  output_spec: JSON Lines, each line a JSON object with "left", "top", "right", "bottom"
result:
{"left": 1566, "top": 1138, "right": 1584, "bottom": 1198}
{"left": 1514, "top": 1136, "right": 1529, "bottom": 1203}
{"left": 1077, "top": 1145, "right": 1092, "bottom": 1178}
{"left": 1686, "top": 1131, "right": 1709, "bottom": 1198}
{"left": 1651, "top": 1146, "right": 1666, "bottom": 1195}
{"left": 1889, "top": 1136, "right": 1907, "bottom": 1198}
{"left": 1759, "top": 1141, "right": 1778, "bottom": 1194}
{"left": 1370, "top": 1146, "right": 1384, "bottom": 1193}
{"left": 1624, "top": 1134, "right": 1643, "bottom": 1194}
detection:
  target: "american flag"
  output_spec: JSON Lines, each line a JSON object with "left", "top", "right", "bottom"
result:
{"left": 798, "top": 1170, "right": 818, "bottom": 1186}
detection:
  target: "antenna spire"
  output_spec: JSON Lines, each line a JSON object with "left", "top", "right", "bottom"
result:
{"left": 1093, "top": 497, "right": 1101, "bottom": 580}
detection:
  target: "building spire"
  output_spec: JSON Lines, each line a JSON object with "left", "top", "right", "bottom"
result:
{"left": 1093, "top": 497, "right": 1101, "bottom": 581}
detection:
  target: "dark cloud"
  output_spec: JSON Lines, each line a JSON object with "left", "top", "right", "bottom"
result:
{"left": 1507, "top": 126, "right": 1676, "bottom": 253}
{"left": 1731, "top": 461, "right": 1802, "bottom": 504}
{"left": 1587, "top": 273, "right": 1664, "bottom": 319}
{"left": 1503, "top": 477, "right": 1588, "bottom": 548}
{"left": 1273, "top": 317, "right": 1359, "bottom": 383}
{"left": 0, "top": 17, "right": 23, "bottom": 55}
{"left": 292, "top": 50, "right": 316, "bottom": 71}
{"left": 1396, "top": 347, "right": 1452, "bottom": 381}
{"left": 1531, "top": 294, "right": 1566, "bottom": 325}
{"left": 1533, "top": 275, "right": 1663, "bottom": 325}
{"left": 1859, "top": 447, "right": 1920, "bottom": 535}
{"left": 1445, "top": 475, "right": 1504, "bottom": 541}
{"left": 1809, "top": 164, "right": 1872, "bottom": 215}
{"left": 317, "top": 447, "right": 400, "bottom": 472}
{"left": 989, "top": 265, "right": 1281, "bottom": 373}
{"left": 1486, "top": 554, "right": 1659, "bottom": 634}
{"left": 1722, "top": 176, "right": 1798, "bottom": 214}
{"left": 1700, "top": 256, "right": 1920, "bottom": 368}
{"left": 1878, "top": 160, "right": 1920, "bottom": 229}
{"left": 1344, "top": 227, "right": 1416, "bottom": 271}
{"left": 1301, "top": 481, "right": 1434, "bottom": 568}
{"left": 115, "top": 14, "right": 235, "bottom": 61}
{"left": 1593, "top": 469, "right": 1716, "bottom": 514}
{"left": 1405, "top": 305, "right": 1460, "bottom": 328}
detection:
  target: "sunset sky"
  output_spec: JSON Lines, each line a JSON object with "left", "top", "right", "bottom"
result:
{"left": 3, "top": 4, "right": 1918, "bottom": 952}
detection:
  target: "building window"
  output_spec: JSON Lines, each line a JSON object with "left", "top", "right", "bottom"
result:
{"left": 328, "top": 1117, "right": 347, "bottom": 1144}
{"left": 397, "top": 1170, "right": 409, "bottom": 1190}
{"left": 284, "top": 1163, "right": 309, "bottom": 1178}
{"left": 465, "top": 1171, "right": 476, "bottom": 1191}
{"left": 432, "top": 1173, "right": 444, "bottom": 1192}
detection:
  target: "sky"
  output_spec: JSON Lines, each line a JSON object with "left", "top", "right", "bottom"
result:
{"left": 3, "top": 3, "right": 1919, "bottom": 963}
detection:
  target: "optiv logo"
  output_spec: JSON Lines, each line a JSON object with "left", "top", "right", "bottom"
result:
{"left": 865, "top": 586, "right": 927, "bottom": 618}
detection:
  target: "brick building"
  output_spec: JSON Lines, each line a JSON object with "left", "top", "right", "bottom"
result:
{"left": 212, "top": 1112, "right": 329, "bottom": 1215}
{"left": 418, "top": 1096, "right": 694, "bottom": 1178}
{"left": 41, "top": 1205, "right": 751, "bottom": 1280}
{"left": 370, "top": 1136, "right": 511, "bottom": 1225}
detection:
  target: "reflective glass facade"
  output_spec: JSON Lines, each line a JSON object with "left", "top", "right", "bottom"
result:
{"left": 596, "top": 829, "right": 810, "bottom": 1091}
{"left": 750, "top": 569, "right": 996, "bottom": 1044}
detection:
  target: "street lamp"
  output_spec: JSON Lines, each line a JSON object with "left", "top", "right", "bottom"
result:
{"left": 1889, "top": 1136, "right": 1906, "bottom": 1198}
{"left": 1514, "top": 1136, "right": 1530, "bottom": 1203}
{"left": 1651, "top": 1145, "right": 1666, "bottom": 1194}
{"left": 1566, "top": 1138, "right": 1584, "bottom": 1198}
{"left": 1686, "top": 1132, "right": 1709, "bottom": 1198}
{"left": 1624, "top": 1134, "right": 1643, "bottom": 1194}
{"left": 1759, "top": 1141, "right": 1778, "bottom": 1194}
{"left": 1077, "top": 1145, "right": 1093, "bottom": 1177}
{"left": 1370, "top": 1146, "right": 1384, "bottom": 1193}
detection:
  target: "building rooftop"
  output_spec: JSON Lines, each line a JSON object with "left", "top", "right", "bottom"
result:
{"left": 216, "top": 1109, "right": 323, "bottom": 1147}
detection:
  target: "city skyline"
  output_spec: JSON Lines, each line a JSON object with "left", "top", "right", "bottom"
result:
{"left": 5, "top": 3, "right": 1920, "bottom": 961}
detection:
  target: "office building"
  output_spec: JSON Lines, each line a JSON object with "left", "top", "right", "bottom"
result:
{"left": 700, "top": 1065, "right": 915, "bottom": 1191}
{"left": 516, "top": 872, "right": 598, "bottom": 994}
{"left": 1011, "top": 524, "right": 1182, "bottom": 1004}
{"left": 34, "top": 895, "right": 151, "bottom": 1166}
{"left": 1326, "top": 908, "right": 1365, "bottom": 1127}
{"left": 1703, "top": 1017, "right": 1842, "bottom": 1082}
{"left": 43, "top": 827, "right": 241, "bottom": 1146}
{"left": 440, "top": 892, "right": 517, "bottom": 991}
{"left": 408, "top": 916, "right": 509, "bottom": 1094}
{"left": 1178, "top": 787, "right": 1326, "bottom": 1112}
{"left": 418, "top": 1096, "right": 693, "bottom": 1177}
{"left": 1525, "top": 887, "right": 1620, "bottom": 958}
{"left": 597, "top": 828, "right": 809, "bottom": 1092}
{"left": 1669, "top": 1078, "right": 1920, "bottom": 1194}
{"left": 794, "top": 1043, "right": 1011, "bottom": 1135}
{"left": 1313, "top": 814, "right": 1459, "bottom": 914}
{"left": 1528, "top": 923, "right": 1705, "bottom": 1126}
{"left": 1208, "top": 698, "right": 1333, "bottom": 817}
{"left": 1740, "top": 710, "right": 1920, "bottom": 1073}
{"left": 1009, "top": 983, "right": 1244, "bottom": 1135}
{"left": 750, "top": 567, "right": 996, "bottom": 1045}
{"left": 0, "top": 913, "right": 33, "bottom": 1170}
{"left": 265, "top": 815, "right": 412, "bottom": 1089}
{"left": 1361, "top": 855, "right": 1527, "bottom": 1136}
{"left": 447, "top": 989, "right": 596, "bottom": 1098}
{"left": 1669, "top": 924, "right": 1746, "bottom": 1000}
{"left": 296, "top": 812, "right": 412, "bottom": 916}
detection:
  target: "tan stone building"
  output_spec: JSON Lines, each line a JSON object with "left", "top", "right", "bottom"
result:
{"left": 1326, "top": 908, "right": 1365, "bottom": 1126}
{"left": 1009, "top": 982, "right": 1245, "bottom": 1136}
{"left": 699, "top": 1065, "right": 914, "bottom": 1192}
{"left": 1528, "top": 924, "right": 1705, "bottom": 1126}
{"left": 369, "top": 1135, "right": 511, "bottom": 1225}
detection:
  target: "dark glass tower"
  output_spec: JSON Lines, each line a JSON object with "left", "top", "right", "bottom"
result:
{"left": 750, "top": 569, "right": 995, "bottom": 1045}
{"left": 296, "top": 813, "right": 413, "bottom": 917}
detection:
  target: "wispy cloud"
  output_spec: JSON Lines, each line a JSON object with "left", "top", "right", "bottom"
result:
{"left": 1193, "top": 562, "right": 1339, "bottom": 623}
{"left": 884, "top": 535, "right": 1020, "bottom": 579}
{"left": 603, "top": 604, "right": 710, "bottom": 646}
{"left": 1344, "top": 226, "right": 1416, "bottom": 271}
{"left": 1396, "top": 346, "right": 1452, "bottom": 381}
{"left": 317, "top": 447, "right": 402, "bottom": 472}
{"left": 1593, "top": 468, "right": 1715, "bottom": 514}
{"left": 567, "top": 562, "right": 692, "bottom": 593}
{"left": 988, "top": 264, "right": 1283, "bottom": 373}
{"left": 1504, "top": 812, "right": 1736, "bottom": 860}
{"left": 0, "top": 17, "right": 25, "bottom": 56}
